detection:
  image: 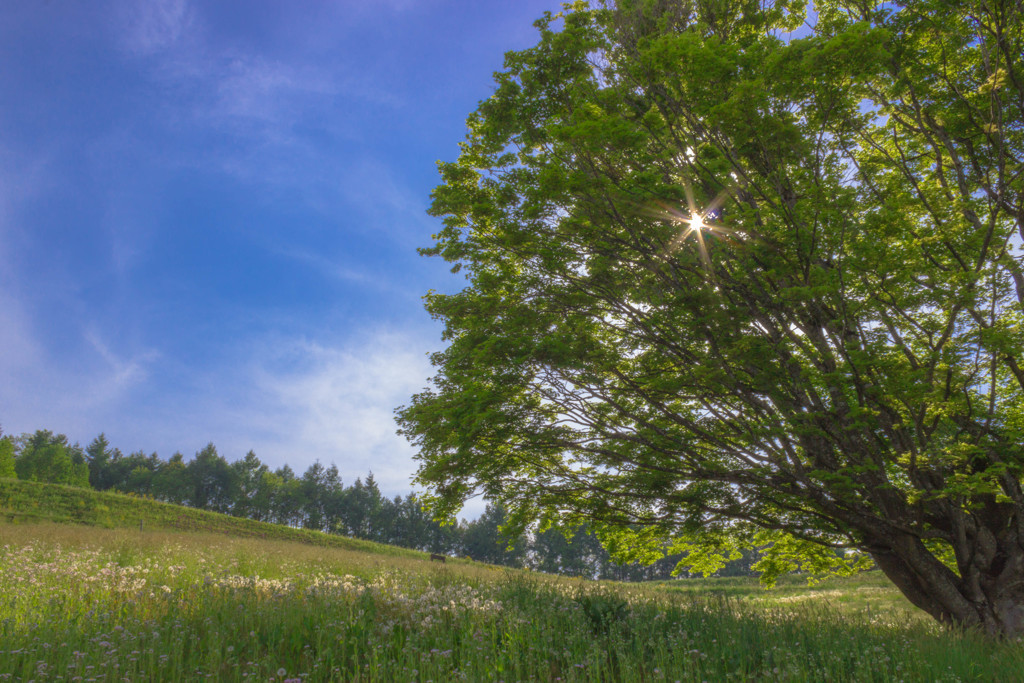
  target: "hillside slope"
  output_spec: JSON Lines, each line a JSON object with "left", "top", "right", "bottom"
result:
{"left": 0, "top": 477, "right": 424, "bottom": 559}
{"left": 2, "top": 503, "right": 1019, "bottom": 681}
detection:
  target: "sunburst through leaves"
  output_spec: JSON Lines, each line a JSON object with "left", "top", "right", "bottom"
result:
{"left": 651, "top": 182, "right": 740, "bottom": 272}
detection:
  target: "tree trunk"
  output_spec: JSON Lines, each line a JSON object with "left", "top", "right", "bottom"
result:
{"left": 868, "top": 531, "right": 1024, "bottom": 638}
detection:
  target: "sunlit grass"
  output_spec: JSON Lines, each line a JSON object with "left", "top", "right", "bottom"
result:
{"left": 1, "top": 522, "right": 1022, "bottom": 682}
{"left": 651, "top": 571, "right": 928, "bottom": 626}
{"left": 0, "top": 479, "right": 421, "bottom": 559}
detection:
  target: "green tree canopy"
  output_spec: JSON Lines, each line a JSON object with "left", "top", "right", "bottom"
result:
{"left": 461, "top": 503, "right": 528, "bottom": 567}
{"left": 14, "top": 430, "right": 90, "bottom": 488}
{"left": 232, "top": 450, "right": 270, "bottom": 519}
{"left": 185, "top": 443, "right": 239, "bottom": 514}
{"left": 86, "top": 433, "right": 116, "bottom": 489}
{"left": 0, "top": 435, "right": 15, "bottom": 480}
{"left": 398, "top": 0, "right": 1024, "bottom": 636}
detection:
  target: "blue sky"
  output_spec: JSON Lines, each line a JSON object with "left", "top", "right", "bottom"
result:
{"left": 0, "top": 0, "right": 560, "bottom": 511}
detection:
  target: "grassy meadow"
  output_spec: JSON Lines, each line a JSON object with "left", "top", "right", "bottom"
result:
{"left": 2, "top": 525, "right": 1024, "bottom": 681}
{"left": 1, "top": 481, "right": 1023, "bottom": 681}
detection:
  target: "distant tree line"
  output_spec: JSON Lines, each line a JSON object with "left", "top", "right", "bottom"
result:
{"left": 0, "top": 427, "right": 755, "bottom": 579}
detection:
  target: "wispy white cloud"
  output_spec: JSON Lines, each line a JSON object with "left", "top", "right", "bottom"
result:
{"left": 65, "top": 325, "right": 437, "bottom": 495}
{"left": 203, "top": 57, "right": 346, "bottom": 141}
{"left": 246, "top": 328, "right": 434, "bottom": 493}
{"left": 114, "top": 0, "right": 401, "bottom": 143}
{"left": 116, "top": 26, "right": 401, "bottom": 214}
{"left": 101, "top": 0, "right": 433, "bottom": 258}
{"left": 0, "top": 288, "right": 159, "bottom": 441}
{"left": 119, "top": 0, "right": 195, "bottom": 57}
{"left": 60, "top": 326, "right": 438, "bottom": 492}
{"left": 83, "top": 327, "right": 160, "bottom": 403}
{"left": 282, "top": 247, "right": 377, "bottom": 286}
{"left": 276, "top": 246, "right": 426, "bottom": 304}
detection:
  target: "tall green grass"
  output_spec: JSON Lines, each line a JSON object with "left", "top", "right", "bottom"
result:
{"left": 1, "top": 522, "right": 1021, "bottom": 682}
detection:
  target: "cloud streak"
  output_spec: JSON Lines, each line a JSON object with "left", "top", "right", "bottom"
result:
{"left": 119, "top": 0, "right": 195, "bottom": 57}
{"left": 0, "top": 289, "right": 158, "bottom": 440}
{"left": 246, "top": 328, "right": 434, "bottom": 493}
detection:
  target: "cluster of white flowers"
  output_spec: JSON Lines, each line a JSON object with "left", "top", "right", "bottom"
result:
{"left": 370, "top": 579, "right": 504, "bottom": 630}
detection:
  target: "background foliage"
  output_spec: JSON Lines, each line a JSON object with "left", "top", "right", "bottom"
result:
{"left": 0, "top": 427, "right": 754, "bottom": 580}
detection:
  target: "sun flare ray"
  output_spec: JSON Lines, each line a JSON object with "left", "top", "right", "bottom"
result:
{"left": 649, "top": 182, "right": 736, "bottom": 271}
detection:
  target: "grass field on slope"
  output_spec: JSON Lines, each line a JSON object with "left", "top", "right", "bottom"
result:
{"left": 0, "top": 479, "right": 419, "bottom": 559}
{"left": 2, "top": 525, "right": 1023, "bottom": 681}
{"left": 1, "top": 480, "right": 1022, "bottom": 682}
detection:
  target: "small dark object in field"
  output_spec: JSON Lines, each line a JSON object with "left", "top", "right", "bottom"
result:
{"left": 430, "top": 553, "right": 446, "bottom": 563}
